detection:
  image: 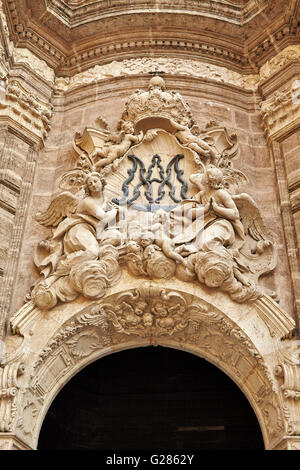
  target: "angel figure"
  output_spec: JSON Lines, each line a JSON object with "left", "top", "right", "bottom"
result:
{"left": 170, "top": 165, "right": 276, "bottom": 301}
{"left": 169, "top": 118, "right": 220, "bottom": 166}
{"left": 34, "top": 172, "right": 118, "bottom": 281}
{"left": 169, "top": 165, "right": 245, "bottom": 257}
{"left": 92, "top": 121, "right": 143, "bottom": 171}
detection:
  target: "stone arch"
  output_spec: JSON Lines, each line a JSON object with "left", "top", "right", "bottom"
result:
{"left": 2, "top": 277, "right": 296, "bottom": 450}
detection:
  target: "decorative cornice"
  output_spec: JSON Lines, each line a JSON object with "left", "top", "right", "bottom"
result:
{"left": 2, "top": 0, "right": 299, "bottom": 76}
{"left": 259, "top": 45, "right": 300, "bottom": 82}
{"left": 12, "top": 48, "right": 55, "bottom": 85}
{"left": 46, "top": 0, "right": 268, "bottom": 27}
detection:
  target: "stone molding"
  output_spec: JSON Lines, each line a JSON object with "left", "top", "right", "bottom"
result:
{"left": 53, "top": 47, "right": 300, "bottom": 94}
{"left": 3, "top": 0, "right": 299, "bottom": 75}
{"left": 47, "top": 0, "right": 268, "bottom": 27}
{"left": 54, "top": 57, "right": 261, "bottom": 93}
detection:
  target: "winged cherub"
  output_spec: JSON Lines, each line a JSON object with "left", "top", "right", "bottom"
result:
{"left": 34, "top": 172, "right": 118, "bottom": 280}
{"left": 169, "top": 118, "right": 220, "bottom": 166}
{"left": 169, "top": 165, "right": 245, "bottom": 257}
{"left": 92, "top": 121, "right": 143, "bottom": 171}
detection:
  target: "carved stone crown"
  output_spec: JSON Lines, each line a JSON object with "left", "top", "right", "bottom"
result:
{"left": 121, "top": 76, "right": 194, "bottom": 131}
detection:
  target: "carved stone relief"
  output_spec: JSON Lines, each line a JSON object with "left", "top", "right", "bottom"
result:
{"left": 0, "top": 78, "right": 53, "bottom": 142}
{"left": 275, "top": 342, "right": 300, "bottom": 436}
{"left": 260, "top": 80, "right": 300, "bottom": 139}
{"left": 29, "top": 76, "right": 277, "bottom": 311}
{"left": 54, "top": 58, "right": 260, "bottom": 93}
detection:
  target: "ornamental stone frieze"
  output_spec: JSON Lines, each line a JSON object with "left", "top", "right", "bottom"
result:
{"left": 54, "top": 58, "right": 260, "bottom": 94}
{"left": 2, "top": 0, "right": 299, "bottom": 74}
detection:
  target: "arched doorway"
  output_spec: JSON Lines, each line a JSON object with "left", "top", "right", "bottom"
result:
{"left": 38, "top": 347, "right": 264, "bottom": 450}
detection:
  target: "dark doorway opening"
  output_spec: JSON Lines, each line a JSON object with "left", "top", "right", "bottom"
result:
{"left": 38, "top": 346, "right": 264, "bottom": 450}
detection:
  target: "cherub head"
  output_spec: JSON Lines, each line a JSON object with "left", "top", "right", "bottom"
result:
{"left": 139, "top": 231, "right": 155, "bottom": 248}
{"left": 142, "top": 312, "right": 154, "bottom": 327}
{"left": 134, "top": 300, "right": 148, "bottom": 316}
{"left": 121, "top": 120, "right": 135, "bottom": 135}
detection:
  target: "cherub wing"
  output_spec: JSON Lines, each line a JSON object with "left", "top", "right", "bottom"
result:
{"left": 221, "top": 167, "right": 248, "bottom": 192}
{"left": 35, "top": 191, "right": 79, "bottom": 227}
{"left": 232, "top": 193, "right": 276, "bottom": 280}
{"left": 232, "top": 193, "right": 270, "bottom": 242}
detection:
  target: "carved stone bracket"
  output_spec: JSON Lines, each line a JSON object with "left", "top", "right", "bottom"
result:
{"left": 260, "top": 81, "right": 300, "bottom": 140}
{"left": 0, "top": 78, "right": 53, "bottom": 143}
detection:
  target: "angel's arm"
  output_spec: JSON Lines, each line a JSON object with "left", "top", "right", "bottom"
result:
{"left": 194, "top": 138, "right": 219, "bottom": 160}
{"left": 109, "top": 130, "right": 125, "bottom": 144}
{"left": 169, "top": 119, "right": 187, "bottom": 131}
{"left": 210, "top": 190, "right": 239, "bottom": 221}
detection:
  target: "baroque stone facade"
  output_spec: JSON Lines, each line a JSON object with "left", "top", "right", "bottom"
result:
{"left": 0, "top": 0, "right": 300, "bottom": 450}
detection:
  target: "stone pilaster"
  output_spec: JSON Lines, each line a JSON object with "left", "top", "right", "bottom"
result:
{"left": 260, "top": 64, "right": 300, "bottom": 326}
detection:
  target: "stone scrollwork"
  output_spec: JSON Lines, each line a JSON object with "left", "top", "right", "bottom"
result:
{"left": 0, "top": 361, "right": 25, "bottom": 432}
{"left": 30, "top": 76, "right": 277, "bottom": 311}
{"left": 260, "top": 80, "right": 300, "bottom": 139}
{"left": 274, "top": 343, "right": 300, "bottom": 436}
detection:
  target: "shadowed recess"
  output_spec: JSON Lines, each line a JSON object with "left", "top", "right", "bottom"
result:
{"left": 38, "top": 347, "right": 264, "bottom": 450}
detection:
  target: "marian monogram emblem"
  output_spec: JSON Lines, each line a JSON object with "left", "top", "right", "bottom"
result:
{"left": 113, "top": 153, "right": 188, "bottom": 211}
